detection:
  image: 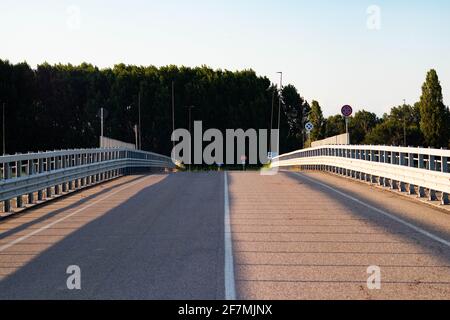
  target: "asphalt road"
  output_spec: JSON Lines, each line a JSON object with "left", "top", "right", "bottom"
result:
{"left": 0, "top": 173, "right": 225, "bottom": 299}
{"left": 1, "top": 170, "right": 450, "bottom": 299}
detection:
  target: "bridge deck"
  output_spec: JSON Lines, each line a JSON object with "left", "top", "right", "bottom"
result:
{"left": 0, "top": 171, "right": 449, "bottom": 299}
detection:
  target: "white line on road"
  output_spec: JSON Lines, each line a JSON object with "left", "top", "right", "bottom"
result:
{"left": 0, "top": 175, "right": 153, "bottom": 253}
{"left": 224, "top": 172, "right": 236, "bottom": 300}
{"left": 294, "top": 172, "right": 450, "bottom": 248}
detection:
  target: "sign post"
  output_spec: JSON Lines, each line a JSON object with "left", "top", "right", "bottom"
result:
{"left": 341, "top": 105, "right": 353, "bottom": 144}
{"left": 305, "top": 122, "right": 314, "bottom": 146}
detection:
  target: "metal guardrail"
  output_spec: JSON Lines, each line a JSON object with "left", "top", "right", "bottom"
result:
{"left": 0, "top": 148, "right": 175, "bottom": 214}
{"left": 271, "top": 145, "right": 450, "bottom": 205}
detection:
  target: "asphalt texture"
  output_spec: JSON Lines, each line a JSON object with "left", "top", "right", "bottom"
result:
{"left": 1, "top": 170, "right": 450, "bottom": 299}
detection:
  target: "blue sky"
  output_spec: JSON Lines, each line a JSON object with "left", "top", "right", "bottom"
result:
{"left": 1, "top": 0, "right": 449, "bottom": 116}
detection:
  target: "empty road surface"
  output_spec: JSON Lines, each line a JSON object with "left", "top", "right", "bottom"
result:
{"left": 0, "top": 171, "right": 450, "bottom": 299}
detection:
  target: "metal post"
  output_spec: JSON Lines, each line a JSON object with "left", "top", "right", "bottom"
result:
{"left": 277, "top": 72, "right": 283, "bottom": 154}
{"left": 270, "top": 87, "right": 275, "bottom": 151}
{"left": 100, "top": 107, "right": 104, "bottom": 137}
{"left": 172, "top": 81, "right": 175, "bottom": 150}
{"left": 4, "top": 162, "right": 11, "bottom": 212}
{"left": 28, "top": 159, "right": 35, "bottom": 204}
{"left": 16, "top": 161, "right": 23, "bottom": 208}
{"left": 38, "top": 158, "right": 44, "bottom": 201}
{"left": 138, "top": 90, "right": 142, "bottom": 150}
{"left": 2, "top": 102, "right": 5, "bottom": 155}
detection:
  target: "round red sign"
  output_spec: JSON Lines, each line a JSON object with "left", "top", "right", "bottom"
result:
{"left": 341, "top": 105, "right": 353, "bottom": 117}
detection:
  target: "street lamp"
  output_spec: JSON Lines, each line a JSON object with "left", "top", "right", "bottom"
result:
{"left": 266, "top": 84, "right": 277, "bottom": 152}
{"left": 276, "top": 72, "right": 283, "bottom": 154}
{"left": 402, "top": 99, "right": 407, "bottom": 147}
{"left": 184, "top": 105, "right": 196, "bottom": 171}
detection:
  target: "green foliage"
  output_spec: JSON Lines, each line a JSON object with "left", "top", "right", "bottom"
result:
{"left": 324, "top": 114, "right": 345, "bottom": 138}
{"left": 281, "top": 85, "right": 309, "bottom": 150}
{"left": 419, "top": 69, "right": 449, "bottom": 148}
{"left": 349, "top": 110, "right": 379, "bottom": 144}
{"left": 364, "top": 104, "right": 422, "bottom": 146}
{"left": 0, "top": 59, "right": 305, "bottom": 158}
{"left": 309, "top": 100, "right": 325, "bottom": 141}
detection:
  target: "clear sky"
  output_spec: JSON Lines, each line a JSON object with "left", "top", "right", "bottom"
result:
{"left": 1, "top": 0, "right": 449, "bottom": 116}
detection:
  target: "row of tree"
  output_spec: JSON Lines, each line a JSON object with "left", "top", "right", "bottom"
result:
{"left": 0, "top": 59, "right": 448, "bottom": 162}
{"left": 0, "top": 59, "right": 308, "bottom": 158}
{"left": 307, "top": 69, "right": 450, "bottom": 148}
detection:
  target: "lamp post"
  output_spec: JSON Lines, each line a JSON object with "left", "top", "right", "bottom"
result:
{"left": 2, "top": 102, "right": 5, "bottom": 156}
{"left": 402, "top": 99, "right": 407, "bottom": 147}
{"left": 276, "top": 72, "right": 283, "bottom": 154}
{"left": 138, "top": 90, "right": 142, "bottom": 150}
{"left": 172, "top": 81, "right": 175, "bottom": 150}
{"left": 184, "top": 105, "right": 196, "bottom": 171}
{"left": 266, "top": 84, "right": 277, "bottom": 153}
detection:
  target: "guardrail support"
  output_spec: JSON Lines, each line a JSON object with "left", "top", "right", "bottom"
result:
{"left": 16, "top": 161, "right": 23, "bottom": 208}
{"left": 442, "top": 193, "right": 449, "bottom": 205}
{"left": 418, "top": 186, "right": 425, "bottom": 198}
{"left": 428, "top": 189, "right": 438, "bottom": 201}
{"left": 4, "top": 162, "right": 11, "bottom": 212}
{"left": 27, "top": 160, "right": 35, "bottom": 204}
{"left": 38, "top": 158, "right": 44, "bottom": 201}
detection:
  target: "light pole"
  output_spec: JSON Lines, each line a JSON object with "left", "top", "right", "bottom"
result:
{"left": 138, "top": 89, "right": 142, "bottom": 150}
{"left": 402, "top": 99, "right": 407, "bottom": 147}
{"left": 172, "top": 81, "right": 175, "bottom": 150}
{"left": 276, "top": 72, "right": 283, "bottom": 154}
{"left": 266, "top": 84, "right": 277, "bottom": 153}
{"left": 2, "top": 102, "right": 5, "bottom": 156}
{"left": 185, "top": 105, "right": 196, "bottom": 171}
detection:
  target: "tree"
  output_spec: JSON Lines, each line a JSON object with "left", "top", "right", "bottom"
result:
{"left": 364, "top": 104, "right": 423, "bottom": 146}
{"left": 308, "top": 100, "right": 325, "bottom": 141}
{"left": 281, "top": 85, "right": 309, "bottom": 151}
{"left": 419, "top": 69, "right": 448, "bottom": 147}
{"left": 324, "top": 114, "right": 345, "bottom": 138}
{"left": 349, "top": 110, "right": 379, "bottom": 144}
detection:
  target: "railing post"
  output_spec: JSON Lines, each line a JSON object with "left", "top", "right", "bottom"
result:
{"left": 38, "top": 157, "right": 44, "bottom": 201}
{"left": 4, "top": 162, "right": 11, "bottom": 212}
{"left": 16, "top": 160, "right": 23, "bottom": 208}
{"left": 27, "top": 159, "right": 35, "bottom": 204}
{"left": 54, "top": 156, "right": 61, "bottom": 195}
{"left": 442, "top": 156, "right": 448, "bottom": 173}
{"left": 46, "top": 157, "right": 52, "bottom": 198}
{"left": 62, "top": 155, "right": 68, "bottom": 193}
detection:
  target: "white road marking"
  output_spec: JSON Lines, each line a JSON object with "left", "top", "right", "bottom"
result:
{"left": 224, "top": 171, "right": 236, "bottom": 300}
{"left": 0, "top": 175, "right": 153, "bottom": 253}
{"left": 294, "top": 172, "right": 450, "bottom": 248}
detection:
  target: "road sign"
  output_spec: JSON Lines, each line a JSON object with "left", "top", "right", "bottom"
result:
{"left": 305, "top": 122, "right": 314, "bottom": 132}
{"left": 341, "top": 105, "right": 353, "bottom": 117}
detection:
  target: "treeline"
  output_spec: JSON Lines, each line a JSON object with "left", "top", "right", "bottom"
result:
{"left": 307, "top": 69, "right": 450, "bottom": 148}
{"left": 1, "top": 60, "right": 448, "bottom": 160}
{"left": 0, "top": 59, "right": 309, "bottom": 157}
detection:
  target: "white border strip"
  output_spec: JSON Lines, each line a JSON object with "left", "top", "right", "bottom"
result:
{"left": 294, "top": 172, "right": 450, "bottom": 248}
{"left": 224, "top": 172, "right": 237, "bottom": 300}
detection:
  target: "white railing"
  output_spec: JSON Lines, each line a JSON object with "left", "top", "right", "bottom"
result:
{"left": 0, "top": 148, "right": 175, "bottom": 214}
{"left": 272, "top": 145, "right": 450, "bottom": 205}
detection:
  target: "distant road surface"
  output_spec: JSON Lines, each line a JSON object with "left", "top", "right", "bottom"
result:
{"left": 0, "top": 171, "right": 449, "bottom": 299}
